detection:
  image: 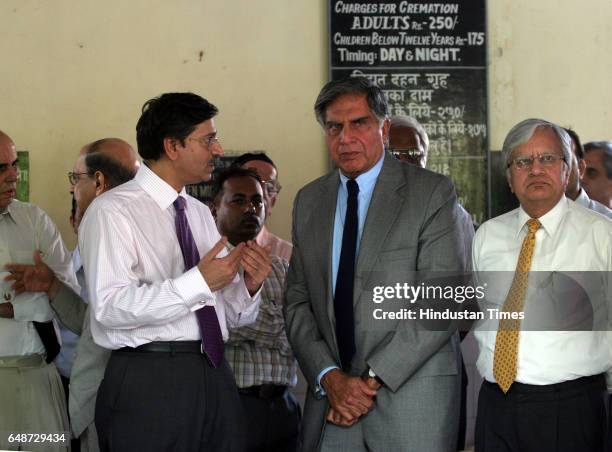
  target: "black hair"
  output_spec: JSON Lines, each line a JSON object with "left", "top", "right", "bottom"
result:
{"left": 212, "top": 167, "right": 262, "bottom": 202}
{"left": 563, "top": 128, "right": 584, "bottom": 160}
{"left": 135, "top": 92, "right": 218, "bottom": 161}
{"left": 231, "top": 152, "right": 276, "bottom": 169}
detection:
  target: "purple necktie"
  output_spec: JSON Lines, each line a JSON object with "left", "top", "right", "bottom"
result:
{"left": 174, "top": 196, "right": 224, "bottom": 368}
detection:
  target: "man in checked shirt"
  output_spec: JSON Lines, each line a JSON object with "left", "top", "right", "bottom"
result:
{"left": 212, "top": 167, "right": 300, "bottom": 452}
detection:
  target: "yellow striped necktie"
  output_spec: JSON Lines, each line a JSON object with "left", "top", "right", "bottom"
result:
{"left": 493, "top": 218, "right": 541, "bottom": 393}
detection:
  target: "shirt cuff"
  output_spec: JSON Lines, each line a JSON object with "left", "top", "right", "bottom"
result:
{"left": 11, "top": 293, "right": 54, "bottom": 322}
{"left": 172, "top": 266, "right": 214, "bottom": 310}
{"left": 316, "top": 366, "right": 339, "bottom": 396}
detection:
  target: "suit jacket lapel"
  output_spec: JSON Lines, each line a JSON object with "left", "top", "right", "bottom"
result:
{"left": 355, "top": 155, "right": 406, "bottom": 299}
{"left": 314, "top": 172, "right": 340, "bottom": 328}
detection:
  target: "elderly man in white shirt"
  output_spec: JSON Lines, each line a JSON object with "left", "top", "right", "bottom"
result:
{"left": 472, "top": 119, "right": 612, "bottom": 452}
{"left": 8, "top": 138, "right": 141, "bottom": 452}
{"left": 79, "top": 93, "right": 271, "bottom": 452}
{"left": 0, "top": 130, "right": 79, "bottom": 452}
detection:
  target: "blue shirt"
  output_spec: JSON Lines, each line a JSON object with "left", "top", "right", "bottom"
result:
{"left": 332, "top": 152, "right": 385, "bottom": 294}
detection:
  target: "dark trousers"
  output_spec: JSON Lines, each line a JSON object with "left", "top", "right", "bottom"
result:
{"left": 475, "top": 375, "right": 608, "bottom": 452}
{"left": 238, "top": 387, "right": 300, "bottom": 452}
{"left": 95, "top": 343, "right": 246, "bottom": 452}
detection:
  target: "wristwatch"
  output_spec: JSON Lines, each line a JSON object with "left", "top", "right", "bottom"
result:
{"left": 367, "top": 368, "right": 385, "bottom": 386}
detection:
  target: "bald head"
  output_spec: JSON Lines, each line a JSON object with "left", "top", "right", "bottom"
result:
{"left": 84, "top": 138, "right": 140, "bottom": 174}
{"left": 72, "top": 137, "right": 140, "bottom": 228}
{"left": 0, "top": 130, "right": 18, "bottom": 211}
{"left": 0, "top": 130, "right": 15, "bottom": 151}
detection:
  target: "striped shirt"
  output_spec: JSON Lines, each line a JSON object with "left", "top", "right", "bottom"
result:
{"left": 79, "top": 164, "right": 260, "bottom": 350}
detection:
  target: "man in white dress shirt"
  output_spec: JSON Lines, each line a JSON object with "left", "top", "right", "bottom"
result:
{"left": 563, "top": 128, "right": 612, "bottom": 219}
{"left": 472, "top": 119, "right": 612, "bottom": 452}
{"left": 78, "top": 93, "right": 271, "bottom": 452}
{"left": 0, "top": 130, "right": 79, "bottom": 452}
{"left": 9, "top": 138, "right": 140, "bottom": 452}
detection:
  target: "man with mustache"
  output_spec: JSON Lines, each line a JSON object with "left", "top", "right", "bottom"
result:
{"left": 212, "top": 167, "right": 299, "bottom": 452}
{"left": 233, "top": 152, "right": 292, "bottom": 261}
{"left": 0, "top": 130, "right": 79, "bottom": 451}
{"left": 472, "top": 119, "right": 612, "bottom": 451}
{"left": 583, "top": 140, "right": 612, "bottom": 209}
{"left": 78, "top": 93, "right": 271, "bottom": 451}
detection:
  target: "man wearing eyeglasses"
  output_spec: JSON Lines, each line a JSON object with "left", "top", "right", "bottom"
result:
{"left": 0, "top": 130, "right": 79, "bottom": 452}
{"left": 472, "top": 119, "right": 612, "bottom": 451}
{"left": 389, "top": 114, "right": 475, "bottom": 451}
{"left": 78, "top": 92, "right": 270, "bottom": 452}
{"left": 233, "top": 152, "right": 293, "bottom": 261}
{"left": 387, "top": 115, "right": 429, "bottom": 167}
{"left": 388, "top": 114, "right": 476, "bottom": 246}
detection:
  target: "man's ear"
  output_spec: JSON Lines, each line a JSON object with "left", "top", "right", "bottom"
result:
{"left": 382, "top": 117, "right": 391, "bottom": 145}
{"left": 506, "top": 172, "right": 514, "bottom": 194}
{"left": 163, "top": 137, "right": 181, "bottom": 161}
{"left": 578, "top": 159, "right": 586, "bottom": 180}
{"left": 94, "top": 171, "right": 107, "bottom": 195}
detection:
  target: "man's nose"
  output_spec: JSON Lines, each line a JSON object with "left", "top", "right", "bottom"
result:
{"left": 529, "top": 157, "right": 546, "bottom": 174}
{"left": 339, "top": 125, "right": 354, "bottom": 144}
{"left": 7, "top": 165, "right": 19, "bottom": 182}
{"left": 212, "top": 142, "right": 224, "bottom": 156}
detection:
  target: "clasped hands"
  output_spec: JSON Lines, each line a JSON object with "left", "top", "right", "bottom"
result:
{"left": 322, "top": 368, "right": 382, "bottom": 427}
{"left": 198, "top": 237, "right": 271, "bottom": 295}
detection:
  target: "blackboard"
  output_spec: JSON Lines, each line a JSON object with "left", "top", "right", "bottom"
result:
{"left": 329, "top": 0, "right": 488, "bottom": 223}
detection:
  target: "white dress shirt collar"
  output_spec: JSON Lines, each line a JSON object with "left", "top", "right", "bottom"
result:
{"left": 135, "top": 163, "right": 188, "bottom": 211}
{"left": 1, "top": 201, "right": 19, "bottom": 224}
{"left": 516, "top": 196, "right": 567, "bottom": 239}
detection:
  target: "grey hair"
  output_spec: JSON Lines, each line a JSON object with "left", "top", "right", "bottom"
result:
{"left": 314, "top": 77, "right": 388, "bottom": 126}
{"left": 584, "top": 141, "right": 612, "bottom": 179}
{"left": 389, "top": 115, "right": 430, "bottom": 153}
{"left": 502, "top": 118, "right": 572, "bottom": 173}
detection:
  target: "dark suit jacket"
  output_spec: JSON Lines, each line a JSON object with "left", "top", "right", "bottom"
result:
{"left": 284, "top": 153, "right": 469, "bottom": 451}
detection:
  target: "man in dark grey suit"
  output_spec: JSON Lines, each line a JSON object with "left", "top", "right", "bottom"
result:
{"left": 284, "top": 77, "right": 469, "bottom": 451}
